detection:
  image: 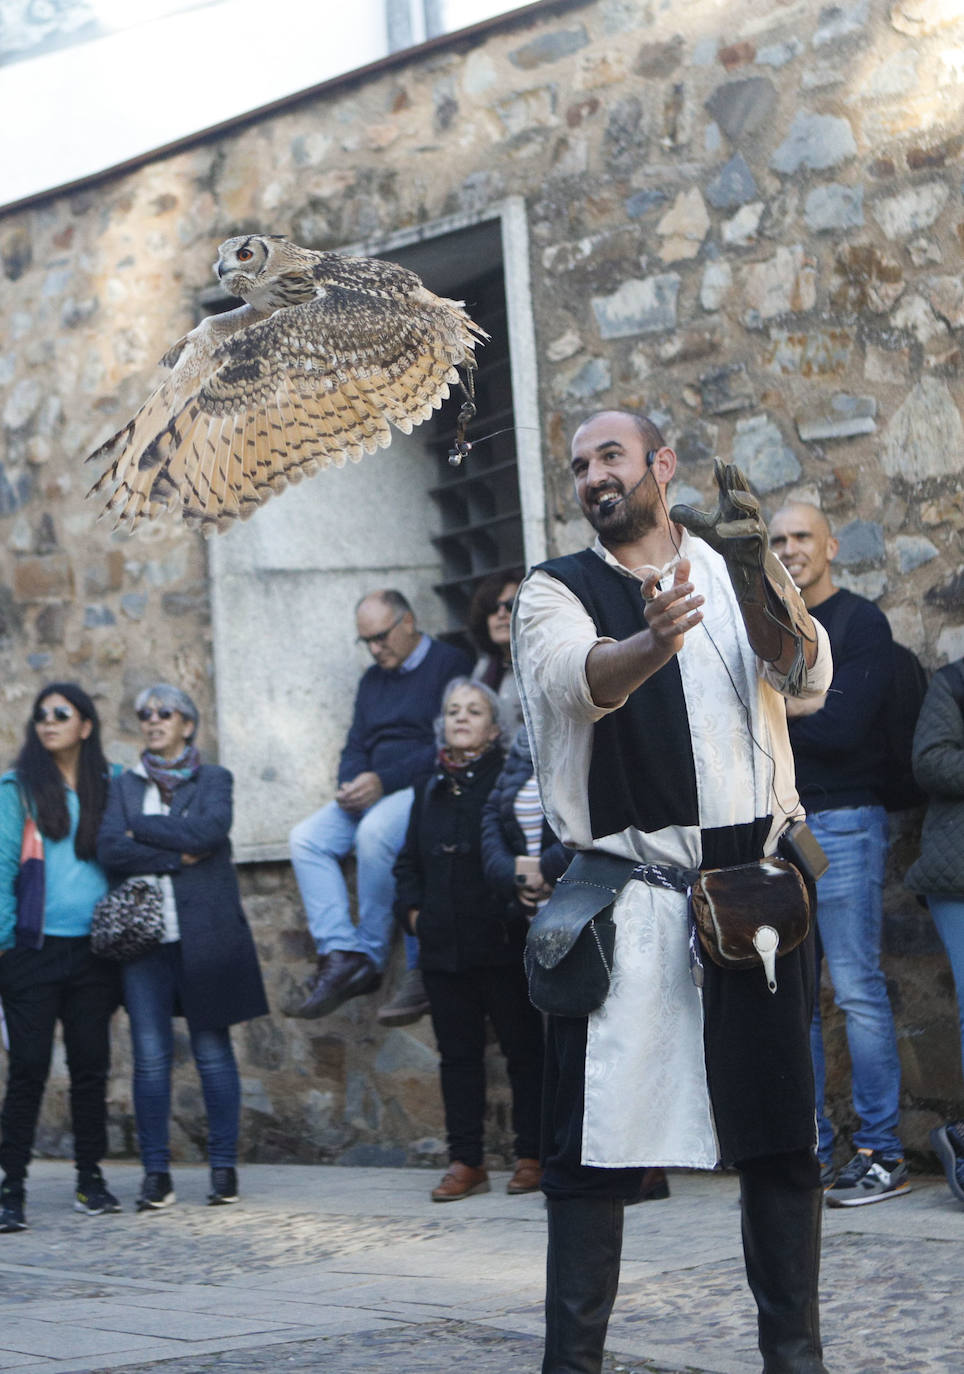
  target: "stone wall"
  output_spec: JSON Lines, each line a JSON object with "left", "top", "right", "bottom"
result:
{"left": 2, "top": 0, "right": 963, "bottom": 1171}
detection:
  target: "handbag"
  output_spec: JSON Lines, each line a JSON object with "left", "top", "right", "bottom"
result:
{"left": 90, "top": 877, "right": 165, "bottom": 962}
{"left": 89, "top": 782, "right": 165, "bottom": 961}
{"left": 14, "top": 785, "right": 45, "bottom": 951}
{"left": 524, "top": 851, "right": 636, "bottom": 1016}
{"left": 689, "top": 856, "right": 812, "bottom": 995}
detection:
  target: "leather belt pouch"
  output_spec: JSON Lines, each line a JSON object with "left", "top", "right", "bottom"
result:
{"left": 525, "top": 851, "right": 636, "bottom": 1017}
{"left": 689, "top": 857, "right": 811, "bottom": 994}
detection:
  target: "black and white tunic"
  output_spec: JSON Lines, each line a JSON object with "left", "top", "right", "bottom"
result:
{"left": 512, "top": 533, "right": 832, "bottom": 1169}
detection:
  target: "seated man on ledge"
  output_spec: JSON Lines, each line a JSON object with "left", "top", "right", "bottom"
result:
{"left": 287, "top": 589, "right": 472, "bottom": 1019}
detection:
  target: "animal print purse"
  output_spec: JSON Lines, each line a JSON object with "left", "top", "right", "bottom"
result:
{"left": 90, "top": 878, "right": 165, "bottom": 962}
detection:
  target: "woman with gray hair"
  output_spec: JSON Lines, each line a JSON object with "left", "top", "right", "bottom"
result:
{"left": 393, "top": 678, "right": 544, "bottom": 1201}
{"left": 97, "top": 683, "right": 268, "bottom": 1211}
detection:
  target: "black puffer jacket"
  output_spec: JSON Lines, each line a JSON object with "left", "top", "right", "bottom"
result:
{"left": 480, "top": 727, "right": 570, "bottom": 906}
{"left": 393, "top": 746, "right": 526, "bottom": 972}
{"left": 905, "top": 660, "right": 964, "bottom": 897}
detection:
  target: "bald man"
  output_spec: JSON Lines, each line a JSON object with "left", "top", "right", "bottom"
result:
{"left": 769, "top": 504, "right": 909, "bottom": 1207}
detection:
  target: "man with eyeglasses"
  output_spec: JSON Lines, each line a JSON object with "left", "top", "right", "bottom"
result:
{"left": 287, "top": 590, "right": 472, "bottom": 1019}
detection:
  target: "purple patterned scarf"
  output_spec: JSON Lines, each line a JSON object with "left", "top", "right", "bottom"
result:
{"left": 140, "top": 745, "right": 202, "bottom": 805}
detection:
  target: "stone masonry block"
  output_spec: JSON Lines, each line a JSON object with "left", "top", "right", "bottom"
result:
{"left": 13, "top": 553, "right": 73, "bottom": 602}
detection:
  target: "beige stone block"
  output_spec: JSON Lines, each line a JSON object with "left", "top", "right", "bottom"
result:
{"left": 891, "top": 0, "right": 964, "bottom": 37}
{"left": 742, "top": 246, "right": 817, "bottom": 322}
{"left": 880, "top": 377, "right": 964, "bottom": 478}
{"left": 656, "top": 187, "right": 709, "bottom": 263}
{"left": 864, "top": 344, "right": 911, "bottom": 384}
{"left": 721, "top": 202, "right": 763, "bottom": 248}
{"left": 925, "top": 274, "right": 964, "bottom": 328}
{"left": 576, "top": 50, "right": 631, "bottom": 88}
{"left": 13, "top": 553, "right": 74, "bottom": 602}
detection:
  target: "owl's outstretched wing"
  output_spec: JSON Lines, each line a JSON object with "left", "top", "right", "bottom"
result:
{"left": 87, "top": 266, "right": 486, "bottom": 533}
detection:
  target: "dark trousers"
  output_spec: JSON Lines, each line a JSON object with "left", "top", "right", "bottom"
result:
{"left": 423, "top": 964, "right": 544, "bottom": 1167}
{"left": 0, "top": 936, "right": 120, "bottom": 1182}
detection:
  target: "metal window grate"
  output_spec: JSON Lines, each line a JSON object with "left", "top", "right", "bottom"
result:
{"left": 425, "top": 262, "right": 523, "bottom": 629}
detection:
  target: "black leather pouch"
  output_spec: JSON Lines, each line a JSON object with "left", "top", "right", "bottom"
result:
{"left": 524, "top": 851, "right": 636, "bottom": 1016}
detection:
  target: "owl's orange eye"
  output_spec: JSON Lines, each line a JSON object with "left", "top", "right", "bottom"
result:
{"left": 237, "top": 249, "right": 253, "bottom": 261}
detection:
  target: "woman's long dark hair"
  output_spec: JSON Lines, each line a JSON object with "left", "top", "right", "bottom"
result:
{"left": 16, "top": 682, "right": 109, "bottom": 861}
{"left": 467, "top": 567, "right": 525, "bottom": 657}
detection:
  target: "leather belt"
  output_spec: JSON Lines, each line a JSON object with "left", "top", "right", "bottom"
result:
{"left": 630, "top": 862, "right": 699, "bottom": 893}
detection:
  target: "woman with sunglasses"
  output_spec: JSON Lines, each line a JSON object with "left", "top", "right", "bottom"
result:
{"left": 0, "top": 683, "right": 122, "bottom": 1233}
{"left": 468, "top": 568, "right": 525, "bottom": 734}
{"left": 96, "top": 683, "right": 267, "bottom": 1212}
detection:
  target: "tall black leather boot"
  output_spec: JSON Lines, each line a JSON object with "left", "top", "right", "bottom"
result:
{"left": 543, "top": 1197, "right": 624, "bottom": 1374}
{"left": 739, "top": 1153, "right": 830, "bottom": 1374}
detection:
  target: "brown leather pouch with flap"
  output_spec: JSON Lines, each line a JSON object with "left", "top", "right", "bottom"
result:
{"left": 689, "top": 857, "right": 811, "bottom": 994}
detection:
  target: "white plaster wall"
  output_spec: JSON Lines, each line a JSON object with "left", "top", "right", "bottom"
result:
{"left": 208, "top": 431, "right": 446, "bottom": 860}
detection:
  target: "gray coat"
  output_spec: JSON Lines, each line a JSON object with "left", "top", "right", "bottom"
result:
{"left": 905, "top": 660, "right": 964, "bottom": 897}
{"left": 97, "top": 765, "right": 269, "bottom": 1031}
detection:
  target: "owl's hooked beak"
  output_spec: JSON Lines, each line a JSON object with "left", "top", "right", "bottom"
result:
{"left": 214, "top": 259, "right": 226, "bottom": 279}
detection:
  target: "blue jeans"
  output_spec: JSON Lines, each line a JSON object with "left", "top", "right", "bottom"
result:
{"left": 123, "top": 945, "right": 240, "bottom": 1172}
{"left": 809, "top": 805, "right": 902, "bottom": 1161}
{"left": 928, "top": 895, "right": 964, "bottom": 1074}
{"left": 289, "top": 789, "right": 415, "bottom": 971}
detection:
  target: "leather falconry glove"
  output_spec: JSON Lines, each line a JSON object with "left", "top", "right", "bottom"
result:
{"left": 669, "top": 460, "right": 816, "bottom": 694}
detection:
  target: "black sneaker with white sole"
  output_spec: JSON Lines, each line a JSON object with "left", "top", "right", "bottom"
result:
{"left": 825, "top": 1150, "right": 911, "bottom": 1207}
{"left": 208, "top": 1166, "right": 239, "bottom": 1205}
{"left": 75, "top": 1167, "right": 122, "bottom": 1215}
{"left": 136, "top": 1171, "right": 175, "bottom": 1211}
{"left": 0, "top": 1181, "right": 27, "bottom": 1233}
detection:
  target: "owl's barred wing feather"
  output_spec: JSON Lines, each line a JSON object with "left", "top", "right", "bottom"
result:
{"left": 86, "top": 260, "right": 486, "bottom": 533}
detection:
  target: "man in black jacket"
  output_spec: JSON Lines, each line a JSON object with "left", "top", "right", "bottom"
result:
{"left": 769, "top": 503, "right": 908, "bottom": 1206}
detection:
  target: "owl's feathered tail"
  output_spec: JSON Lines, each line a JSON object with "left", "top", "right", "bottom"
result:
{"left": 85, "top": 285, "right": 486, "bottom": 535}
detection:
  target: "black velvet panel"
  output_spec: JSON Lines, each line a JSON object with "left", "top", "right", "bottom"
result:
{"left": 540, "top": 552, "right": 700, "bottom": 838}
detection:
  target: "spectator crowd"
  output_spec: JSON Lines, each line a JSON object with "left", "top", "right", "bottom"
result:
{"left": 0, "top": 413, "right": 961, "bottom": 1374}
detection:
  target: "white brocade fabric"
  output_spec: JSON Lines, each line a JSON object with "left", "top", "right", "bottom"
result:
{"left": 583, "top": 881, "right": 718, "bottom": 1168}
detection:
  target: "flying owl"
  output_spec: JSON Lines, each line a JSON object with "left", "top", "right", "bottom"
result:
{"left": 86, "top": 234, "right": 487, "bottom": 533}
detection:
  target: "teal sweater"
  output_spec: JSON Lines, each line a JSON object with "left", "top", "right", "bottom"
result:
{"left": 0, "top": 771, "right": 112, "bottom": 950}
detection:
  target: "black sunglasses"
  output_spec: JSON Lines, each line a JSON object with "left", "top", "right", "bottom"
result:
{"left": 493, "top": 597, "right": 515, "bottom": 613}
{"left": 137, "top": 706, "right": 175, "bottom": 722}
{"left": 34, "top": 704, "right": 75, "bottom": 723}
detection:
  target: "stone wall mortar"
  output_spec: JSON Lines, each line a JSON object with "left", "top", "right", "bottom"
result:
{"left": 2, "top": 0, "right": 962, "bottom": 1167}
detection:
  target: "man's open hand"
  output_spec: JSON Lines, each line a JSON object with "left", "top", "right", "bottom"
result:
{"left": 641, "top": 558, "right": 704, "bottom": 659}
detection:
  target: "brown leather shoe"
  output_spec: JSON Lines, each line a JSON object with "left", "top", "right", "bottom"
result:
{"left": 285, "top": 950, "right": 381, "bottom": 1019}
{"left": 431, "top": 1162, "right": 490, "bottom": 1202}
{"left": 507, "top": 1157, "right": 542, "bottom": 1195}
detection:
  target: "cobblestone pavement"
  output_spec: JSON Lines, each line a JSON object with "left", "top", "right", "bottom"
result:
{"left": 0, "top": 1162, "right": 960, "bottom": 1374}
